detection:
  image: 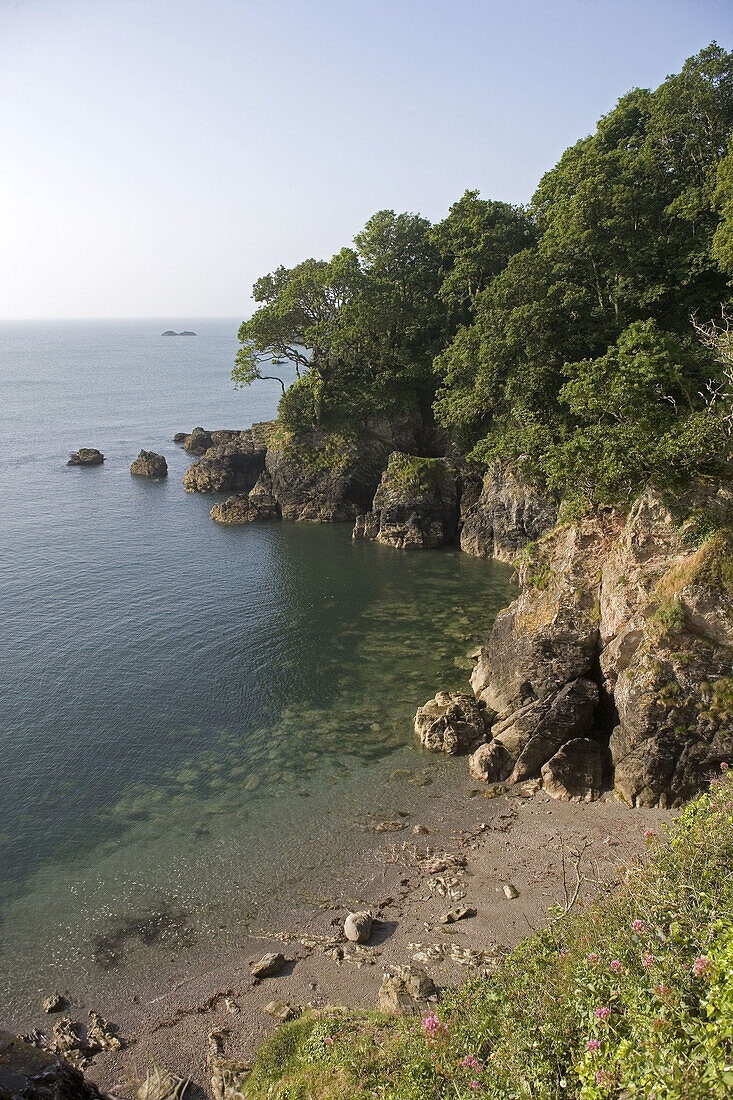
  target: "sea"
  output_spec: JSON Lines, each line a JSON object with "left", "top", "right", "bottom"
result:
{"left": 0, "top": 318, "right": 513, "bottom": 1019}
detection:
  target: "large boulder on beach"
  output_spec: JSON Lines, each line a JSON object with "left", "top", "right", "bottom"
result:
{"left": 344, "top": 911, "right": 372, "bottom": 943}
{"left": 542, "top": 738, "right": 604, "bottom": 802}
{"left": 353, "top": 452, "right": 459, "bottom": 550}
{"left": 130, "top": 450, "right": 168, "bottom": 477}
{"left": 67, "top": 448, "right": 103, "bottom": 467}
{"left": 415, "top": 691, "right": 491, "bottom": 754}
{"left": 377, "top": 966, "right": 438, "bottom": 1016}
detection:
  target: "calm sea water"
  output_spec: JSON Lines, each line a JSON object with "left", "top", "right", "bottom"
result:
{"left": 0, "top": 319, "right": 513, "bottom": 1015}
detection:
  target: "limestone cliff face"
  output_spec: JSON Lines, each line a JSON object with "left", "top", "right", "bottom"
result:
{"left": 460, "top": 463, "right": 557, "bottom": 561}
{"left": 353, "top": 453, "right": 459, "bottom": 549}
{"left": 466, "top": 490, "right": 733, "bottom": 807}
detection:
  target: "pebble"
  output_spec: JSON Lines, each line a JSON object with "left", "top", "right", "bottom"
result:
{"left": 503, "top": 883, "right": 520, "bottom": 899}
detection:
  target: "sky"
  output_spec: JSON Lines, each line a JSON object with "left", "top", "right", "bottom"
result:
{"left": 0, "top": 0, "right": 731, "bottom": 320}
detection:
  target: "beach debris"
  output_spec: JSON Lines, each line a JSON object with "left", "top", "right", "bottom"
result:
{"left": 87, "top": 1010, "right": 122, "bottom": 1052}
{"left": 207, "top": 1030, "right": 253, "bottom": 1100}
{"left": 344, "top": 911, "right": 373, "bottom": 943}
{"left": 503, "top": 883, "right": 520, "bottom": 899}
{"left": 223, "top": 997, "right": 240, "bottom": 1015}
{"left": 407, "top": 941, "right": 501, "bottom": 969}
{"left": 42, "top": 992, "right": 67, "bottom": 1014}
{"left": 483, "top": 783, "right": 507, "bottom": 799}
{"left": 138, "top": 1065, "right": 190, "bottom": 1100}
{"left": 412, "top": 824, "right": 430, "bottom": 835}
{"left": 51, "top": 1018, "right": 87, "bottom": 1065}
{"left": 439, "top": 906, "right": 476, "bottom": 925}
{"left": 377, "top": 965, "right": 438, "bottom": 1016}
{"left": 263, "top": 1000, "right": 298, "bottom": 1021}
{"left": 250, "top": 952, "right": 286, "bottom": 980}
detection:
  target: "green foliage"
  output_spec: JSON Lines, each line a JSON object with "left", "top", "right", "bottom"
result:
{"left": 654, "top": 595, "right": 686, "bottom": 635}
{"left": 385, "top": 454, "right": 453, "bottom": 494}
{"left": 238, "top": 770, "right": 733, "bottom": 1099}
{"left": 434, "top": 44, "right": 733, "bottom": 509}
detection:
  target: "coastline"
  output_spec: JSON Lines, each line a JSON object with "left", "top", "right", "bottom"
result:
{"left": 10, "top": 769, "right": 671, "bottom": 1093}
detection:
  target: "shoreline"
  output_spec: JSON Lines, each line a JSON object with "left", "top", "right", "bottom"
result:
{"left": 10, "top": 770, "right": 672, "bottom": 1094}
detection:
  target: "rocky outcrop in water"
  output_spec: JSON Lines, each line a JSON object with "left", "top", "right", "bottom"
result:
{"left": 444, "top": 488, "right": 733, "bottom": 807}
{"left": 131, "top": 450, "right": 168, "bottom": 477}
{"left": 67, "top": 448, "right": 103, "bottom": 467}
{"left": 353, "top": 453, "right": 459, "bottom": 549}
{"left": 210, "top": 471, "right": 280, "bottom": 524}
{"left": 460, "top": 462, "right": 557, "bottom": 561}
{"left": 183, "top": 425, "right": 270, "bottom": 494}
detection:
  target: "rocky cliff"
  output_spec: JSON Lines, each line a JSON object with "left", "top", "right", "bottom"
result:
{"left": 423, "top": 489, "right": 732, "bottom": 808}
{"left": 353, "top": 453, "right": 459, "bottom": 549}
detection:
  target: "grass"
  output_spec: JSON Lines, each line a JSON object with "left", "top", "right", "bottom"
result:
{"left": 385, "top": 454, "right": 453, "bottom": 495}
{"left": 241, "top": 770, "right": 733, "bottom": 1099}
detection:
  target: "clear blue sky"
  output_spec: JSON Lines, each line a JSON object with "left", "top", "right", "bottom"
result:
{"left": 1, "top": 0, "right": 731, "bottom": 319}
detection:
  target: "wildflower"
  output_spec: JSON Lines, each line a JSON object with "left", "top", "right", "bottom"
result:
{"left": 596, "top": 1069, "right": 615, "bottom": 1087}
{"left": 693, "top": 955, "right": 713, "bottom": 979}
{"left": 642, "top": 953, "right": 655, "bottom": 969}
{"left": 587, "top": 952, "right": 599, "bottom": 963}
{"left": 470, "top": 1082, "right": 479, "bottom": 1090}
{"left": 461, "top": 1055, "right": 480, "bottom": 1070}
{"left": 587, "top": 1039, "right": 602, "bottom": 1053}
{"left": 631, "top": 919, "right": 645, "bottom": 933}
{"left": 559, "top": 948, "right": 567, "bottom": 960}
{"left": 421, "top": 1013, "right": 447, "bottom": 1041}
{"left": 710, "top": 778, "right": 719, "bottom": 789}
{"left": 721, "top": 762, "right": 729, "bottom": 771}
{"left": 594, "top": 1006, "right": 611, "bottom": 1020}
{"left": 610, "top": 960, "right": 623, "bottom": 974}
{"left": 653, "top": 983, "right": 670, "bottom": 998}
{"left": 324, "top": 1037, "right": 333, "bottom": 1045}
{"left": 644, "top": 829, "right": 655, "bottom": 841}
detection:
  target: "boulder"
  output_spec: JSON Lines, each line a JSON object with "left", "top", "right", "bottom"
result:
{"left": 460, "top": 462, "right": 557, "bottom": 561}
{"left": 377, "top": 966, "right": 438, "bottom": 1016}
{"left": 414, "top": 691, "right": 491, "bottom": 754}
{"left": 542, "top": 738, "right": 604, "bottom": 801}
{"left": 353, "top": 452, "right": 459, "bottom": 550}
{"left": 468, "top": 741, "right": 514, "bottom": 784}
{"left": 183, "top": 427, "right": 212, "bottom": 454}
{"left": 67, "top": 448, "right": 103, "bottom": 467}
{"left": 250, "top": 951, "right": 286, "bottom": 980}
{"left": 42, "top": 992, "right": 67, "bottom": 1013}
{"left": 0, "top": 1031, "right": 102, "bottom": 1100}
{"left": 138, "top": 1066, "right": 190, "bottom": 1100}
{"left": 130, "top": 450, "right": 168, "bottom": 477}
{"left": 344, "top": 911, "right": 372, "bottom": 943}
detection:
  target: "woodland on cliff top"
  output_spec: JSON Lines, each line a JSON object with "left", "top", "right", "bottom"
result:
{"left": 235, "top": 43, "right": 733, "bottom": 514}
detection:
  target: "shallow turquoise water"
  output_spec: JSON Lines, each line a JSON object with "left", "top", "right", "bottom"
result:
{"left": 0, "top": 320, "right": 513, "bottom": 1011}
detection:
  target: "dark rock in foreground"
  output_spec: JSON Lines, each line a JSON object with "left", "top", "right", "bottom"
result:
{"left": 67, "top": 448, "right": 103, "bottom": 467}
{"left": 353, "top": 452, "right": 459, "bottom": 549}
{"left": 0, "top": 1030, "right": 102, "bottom": 1099}
{"left": 131, "top": 450, "right": 168, "bottom": 477}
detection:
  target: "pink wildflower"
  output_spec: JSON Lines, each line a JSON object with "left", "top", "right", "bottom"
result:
{"left": 642, "top": 953, "right": 655, "bottom": 969}
{"left": 587, "top": 952, "right": 599, "bottom": 963}
{"left": 461, "top": 1055, "right": 480, "bottom": 1070}
{"left": 721, "top": 762, "right": 729, "bottom": 771}
{"left": 594, "top": 1006, "right": 611, "bottom": 1020}
{"left": 644, "top": 829, "right": 655, "bottom": 841}
{"left": 653, "top": 983, "right": 671, "bottom": 998}
{"left": 631, "top": 919, "right": 645, "bottom": 933}
{"left": 610, "top": 960, "right": 623, "bottom": 974}
{"left": 693, "top": 955, "right": 713, "bottom": 979}
{"left": 710, "top": 778, "right": 720, "bottom": 789}
{"left": 421, "top": 1013, "right": 447, "bottom": 1041}
{"left": 586, "top": 1039, "right": 601, "bottom": 1053}
{"left": 596, "top": 1070, "right": 614, "bottom": 1087}
{"left": 470, "top": 1083, "right": 479, "bottom": 1091}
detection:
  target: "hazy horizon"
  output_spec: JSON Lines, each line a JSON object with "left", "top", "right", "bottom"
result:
{"left": 1, "top": 0, "right": 731, "bottom": 321}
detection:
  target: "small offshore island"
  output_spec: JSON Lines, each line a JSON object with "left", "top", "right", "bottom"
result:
{"left": 5, "top": 43, "right": 733, "bottom": 1100}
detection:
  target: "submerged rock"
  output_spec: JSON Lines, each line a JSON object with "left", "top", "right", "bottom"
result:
{"left": 415, "top": 691, "right": 491, "bottom": 754}
{"left": 353, "top": 452, "right": 459, "bottom": 549}
{"left": 67, "top": 448, "right": 104, "bottom": 467}
{"left": 130, "top": 450, "right": 168, "bottom": 477}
